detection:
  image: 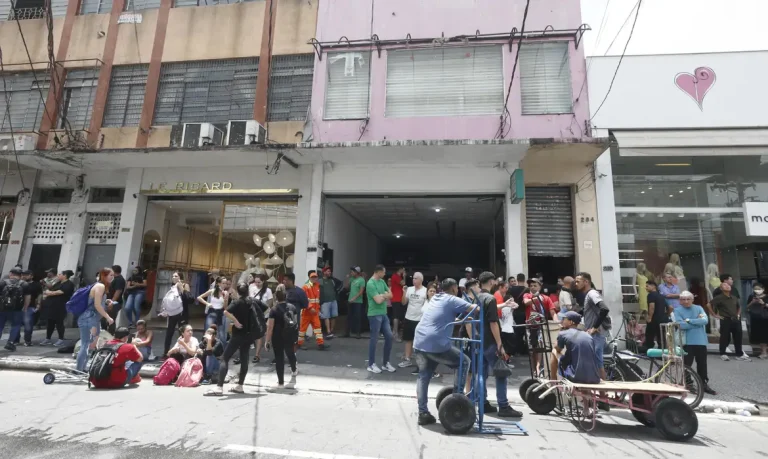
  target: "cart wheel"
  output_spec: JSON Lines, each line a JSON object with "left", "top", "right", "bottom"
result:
{"left": 438, "top": 394, "right": 476, "bottom": 435}
{"left": 435, "top": 386, "right": 454, "bottom": 411}
{"left": 654, "top": 397, "right": 698, "bottom": 442}
{"left": 630, "top": 393, "right": 655, "bottom": 427}
{"left": 525, "top": 383, "right": 557, "bottom": 415}
{"left": 519, "top": 378, "right": 538, "bottom": 403}
{"left": 43, "top": 373, "right": 55, "bottom": 385}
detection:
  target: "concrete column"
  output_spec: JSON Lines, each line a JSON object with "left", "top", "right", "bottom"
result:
{"left": 595, "top": 149, "right": 624, "bottom": 333}
{"left": 58, "top": 193, "right": 88, "bottom": 274}
{"left": 504, "top": 187, "right": 524, "bottom": 279}
{"left": 294, "top": 164, "right": 323, "bottom": 285}
{"left": 113, "top": 169, "right": 147, "bottom": 327}
{"left": 2, "top": 171, "right": 38, "bottom": 273}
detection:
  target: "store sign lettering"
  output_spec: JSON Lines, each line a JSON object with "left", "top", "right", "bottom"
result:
{"left": 146, "top": 182, "right": 233, "bottom": 193}
{"left": 743, "top": 202, "right": 768, "bottom": 236}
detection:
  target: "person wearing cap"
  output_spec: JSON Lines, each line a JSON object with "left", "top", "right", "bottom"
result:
{"left": 89, "top": 327, "right": 144, "bottom": 389}
{"left": 549, "top": 311, "right": 601, "bottom": 384}
{"left": 320, "top": 267, "right": 343, "bottom": 339}
{"left": 21, "top": 269, "right": 43, "bottom": 346}
{"left": 298, "top": 270, "right": 327, "bottom": 350}
{"left": 346, "top": 267, "right": 365, "bottom": 338}
{"left": 522, "top": 278, "right": 558, "bottom": 375}
{"left": 0, "top": 267, "right": 31, "bottom": 351}
{"left": 458, "top": 267, "right": 473, "bottom": 291}
{"left": 43, "top": 268, "right": 58, "bottom": 289}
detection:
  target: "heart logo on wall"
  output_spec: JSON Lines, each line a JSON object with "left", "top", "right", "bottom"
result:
{"left": 674, "top": 67, "right": 716, "bottom": 111}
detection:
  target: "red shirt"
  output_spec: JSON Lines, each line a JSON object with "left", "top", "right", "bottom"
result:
{"left": 89, "top": 339, "right": 143, "bottom": 389}
{"left": 390, "top": 273, "right": 404, "bottom": 303}
{"left": 494, "top": 291, "right": 505, "bottom": 318}
{"left": 524, "top": 293, "right": 555, "bottom": 321}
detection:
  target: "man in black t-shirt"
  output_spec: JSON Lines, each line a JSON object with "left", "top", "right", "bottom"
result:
{"left": 104, "top": 265, "right": 125, "bottom": 334}
{"left": 21, "top": 270, "right": 43, "bottom": 346}
{"left": 206, "top": 283, "right": 252, "bottom": 396}
{"left": 644, "top": 280, "right": 670, "bottom": 349}
{"left": 508, "top": 273, "right": 528, "bottom": 355}
{"left": 0, "top": 268, "right": 31, "bottom": 351}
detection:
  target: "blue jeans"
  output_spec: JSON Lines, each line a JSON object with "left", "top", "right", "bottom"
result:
{"left": 124, "top": 291, "right": 145, "bottom": 326}
{"left": 348, "top": 303, "right": 363, "bottom": 335}
{"left": 368, "top": 314, "right": 393, "bottom": 367}
{"left": 23, "top": 307, "right": 37, "bottom": 344}
{"left": 205, "top": 354, "right": 219, "bottom": 377}
{"left": 0, "top": 310, "right": 23, "bottom": 344}
{"left": 125, "top": 361, "right": 142, "bottom": 384}
{"left": 76, "top": 309, "right": 101, "bottom": 372}
{"left": 482, "top": 344, "right": 509, "bottom": 408}
{"left": 593, "top": 333, "right": 606, "bottom": 368}
{"left": 138, "top": 346, "right": 150, "bottom": 361}
{"left": 414, "top": 348, "right": 470, "bottom": 414}
{"left": 320, "top": 300, "right": 338, "bottom": 319}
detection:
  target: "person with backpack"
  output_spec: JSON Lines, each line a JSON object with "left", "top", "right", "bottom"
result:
{"left": 264, "top": 287, "right": 299, "bottom": 391}
{"left": 88, "top": 327, "right": 144, "bottom": 389}
{"left": 0, "top": 267, "right": 31, "bottom": 351}
{"left": 76, "top": 268, "right": 117, "bottom": 372}
{"left": 204, "top": 283, "right": 262, "bottom": 396}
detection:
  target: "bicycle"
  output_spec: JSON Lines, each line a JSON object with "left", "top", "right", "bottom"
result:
{"left": 603, "top": 336, "right": 704, "bottom": 410}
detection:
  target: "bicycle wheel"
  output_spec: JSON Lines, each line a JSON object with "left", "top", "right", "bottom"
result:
{"left": 604, "top": 362, "right": 629, "bottom": 403}
{"left": 655, "top": 364, "right": 704, "bottom": 410}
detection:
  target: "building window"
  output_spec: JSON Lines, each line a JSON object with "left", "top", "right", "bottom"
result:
{"left": 519, "top": 42, "right": 573, "bottom": 115}
{"left": 8, "top": 0, "right": 44, "bottom": 20}
{"left": 59, "top": 69, "right": 99, "bottom": 131}
{"left": 324, "top": 51, "right": 370, "bottom": 120}
{"left": 89, "top": 187, "right": 125, "bottom": 203}
{"left": 153, "top": 58, "right": 259, "bottom": 126}
{"left": 268, "top": 54, "right": 314, "bottom": 122}
{"left": 36, "top": 188, "right": 74, "bottom": 204}
{"left": 103, "top": 65, "right": 148, "bottom": 127}
{"left": 385, "top": 46, "right": 503, "bottom": 118}
{"left": 124, "top": 0, "right": 162, "bottom": 11}
{"left": 0, "top": 71, "right": 49, "bottom": 133}
{"left": 80, "top": 0, "right": 112, "bottom": 14}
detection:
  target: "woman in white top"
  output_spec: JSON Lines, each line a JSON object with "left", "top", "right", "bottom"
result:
{"left": 167, "top": 324, "right": 201, "bottom": 362}
{"left": 161, "top": 272, "right": 187, "bottom": 356}
{"left": 249, "top": 274, "right": 273, "bottom": 363}
{"left": 198, "top": 277, "right": 230, "bottom": 346}
{"left": 398, "top": 272, "right": 428, "bottom": 368}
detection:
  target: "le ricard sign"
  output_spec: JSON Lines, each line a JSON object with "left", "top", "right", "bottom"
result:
{"left": 142, "top": 181, "right": 233, "bottom": 194}
{"left": 743, "top": 202, "right": 768, "bottom": 236}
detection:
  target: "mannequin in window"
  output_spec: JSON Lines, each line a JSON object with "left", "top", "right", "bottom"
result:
{"left": 632, "top": 263, "right": 653, "bottom": 316}
{"left": 706, "top": 263, "right": 720, "bottom": 300}
{"left": 665, "top": 253, "right": 686, "bottom": 292}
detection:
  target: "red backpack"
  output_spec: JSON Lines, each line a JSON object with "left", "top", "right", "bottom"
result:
{"left": 153, "top": 358, "right": 181, "bottom": 386}
{"left": 175, "top": 358, "right": 204, "bottom": 387}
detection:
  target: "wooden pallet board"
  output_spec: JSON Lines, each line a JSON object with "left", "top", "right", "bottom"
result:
{"left": 569, "top": 381, "right": 689, "bottom": 394}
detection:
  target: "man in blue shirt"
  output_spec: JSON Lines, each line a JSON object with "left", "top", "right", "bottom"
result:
{"left": 674, "top": 291, "right": 717, "bottom": 395}
{"left": 659, "top": 273, "right": 681, "bottom": 310}
{"left": 549, "top": 311, "right": 601, "bottom": 384}
{"left": 412, "top": 278, "right": 474, "bottom": 426}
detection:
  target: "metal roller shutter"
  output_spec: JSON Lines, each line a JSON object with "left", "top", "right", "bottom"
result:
{"left": 519, "top": 42, "right": 573, "bottom": 115}
{"left": 525, "top": 187, "right": 574, "bottom": 257}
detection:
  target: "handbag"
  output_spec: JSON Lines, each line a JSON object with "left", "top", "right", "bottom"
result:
{"left": 493, "top": 358, "right": 513, "bottom": 378}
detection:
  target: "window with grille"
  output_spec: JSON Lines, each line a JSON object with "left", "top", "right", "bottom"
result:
{"left": 386, "top": 46, "right": 503, "bottom": 118}
{"left": 324, "top": 51, "right": 370, "bottom": 120}
{"left": 519, "top": 42, "right": 573, "bottom": 115}
{"left": 153, "top": 58, "right": 259, "bottom": 125}
{"left": 268, "top": 54, "right": 313, "bottom": 122}
{"left": 89, "top": 187, "right": 126, "bottom": 203}
{"left": 124, "top": 0, "right": 161, "bottom": 11}
{"left": 36, "top": 188, "right": 74, "bottom": 204}
{"left": 32, "top": 213, "right": 68, "bottom": 240}
{"left": 0, "top": 71, "right": 50, "bottom": 133}
{"left": 103, "top": 65, "right": 148, "bottom": 127}
{"left": 80, "top": 0, "right": 111, "bottom": 14}
{"left": 60, "top": 68, "right": 100, "bottom": 131}
{"left": 87, "top": 213, "right": 121, "bottom": 240}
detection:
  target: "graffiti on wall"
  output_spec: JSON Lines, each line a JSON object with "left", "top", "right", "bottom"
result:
{"left": 674, "top": 67, "right": 716, "bottom": 111}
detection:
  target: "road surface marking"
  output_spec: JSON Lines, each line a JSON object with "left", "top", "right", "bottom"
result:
{"left": 226, "top": 444, "right": 382, "bottom": 459}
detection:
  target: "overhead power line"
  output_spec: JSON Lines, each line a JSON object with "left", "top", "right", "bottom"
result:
{"left": 495, "top": 0, "right": 531, "bottom": 140}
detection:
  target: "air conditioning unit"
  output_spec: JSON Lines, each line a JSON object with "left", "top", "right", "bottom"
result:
{"left": 181, "top": 123, "right": 224, "bottom": 148}
{"left": 226, "top": 120, "right": 266, "bottom": 146}
{"left": 0, "top": 134, "right": 36, "bottom": 152}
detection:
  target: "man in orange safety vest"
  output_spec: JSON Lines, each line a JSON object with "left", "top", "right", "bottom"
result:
{"left": 298, "top": 270, "right": 329, "bottom": 350}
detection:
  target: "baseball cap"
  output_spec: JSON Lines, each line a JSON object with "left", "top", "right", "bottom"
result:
{"left": 45, "top": 268, "right": 56, "bottom": 275}
{"left": 323, "top": 266, "right": 332, "bottom": 273}
{"left": 563, "top": 311, "right": 582, "bottom": 325}
{"left": 308, "top": 270, "right": 318, "bottom": 278}
{"left": 464, "top": 267, "right": 473, "bottom": 273}
{"left": 9, "top": 267, "right": 22, "bottom": 275}
{"left": 21, "top": 269, "right": 32, "bottom": 276}
{"left": 350, "top": 266, "right": 361, "bottom": 273}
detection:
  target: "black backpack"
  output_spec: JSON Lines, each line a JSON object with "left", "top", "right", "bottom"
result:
{"left": 88, "top": 343, "right": 123, "bottom": 385}
{"left": 279, "top": 302, "right": 299, "bottom": 344}
{"left": 245, "top": 298, "right": 267, "bottom": 341}
{"left": 0, "top": 279, "right": 25, "bottom": 311}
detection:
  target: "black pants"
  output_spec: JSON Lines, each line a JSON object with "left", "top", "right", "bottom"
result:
{"left": 219, "top": 334, "right": 250, "bottom": 386}
{"left": 719, "top": 318, "right": 743, "bottom": 355}
{"left": 102, "top": 305, "right": 122, "bottom": 335}
{"left": 163, "top": 313, "right": 184, "bottom": 355}
{"left": 683, "top": 344, "right": 708, "bottom": 384}
{"left": 644, "top": 321, "right": 664, "bottom": 349}
{"left": 46, "top": 318, "right": 65, "bottom": 340}
{"left": 272, "top": 338, "right": 297, "bottom": 385}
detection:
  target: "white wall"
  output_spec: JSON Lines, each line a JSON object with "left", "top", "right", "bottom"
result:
{"left": 588, "top": 51, "right": 768, "bottom": 130}
{"left": 323, "top": 201, "right": 383, "bottom": 276}
{"left": 324, "top": 165, "right": 510, "bottom": 194}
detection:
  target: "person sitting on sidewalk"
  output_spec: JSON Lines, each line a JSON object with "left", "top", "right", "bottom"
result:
{"left": 549, "top": 311, "right": 601, "bottom": 384}
{"left": 167, "top": 324, "right": 201, "bottom": 363}
{"left": 133, "top": 320, "right": 154, "bottom": 361}
{"left": 674, "top": 291, "right": 717, "bottom": 395}
{"left": 412, "top": 278, "right": 476, "bottom": 426}
{"left": 200, "top": 325, "right": 225, "bottom": 385}
{"left": 89, "top": 327, "right": 144, "bottom": 389}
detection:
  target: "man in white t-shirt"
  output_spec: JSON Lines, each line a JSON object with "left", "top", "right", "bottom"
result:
{"left": 398, "top": 272, "right": 428, "bottom": 368}
{"left": 458, "top": 267, "right": 473, "bottom": 293}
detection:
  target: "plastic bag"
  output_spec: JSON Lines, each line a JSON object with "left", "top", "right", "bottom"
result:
{"left": 493, "top": 358, "right": 513, "bottom": 378}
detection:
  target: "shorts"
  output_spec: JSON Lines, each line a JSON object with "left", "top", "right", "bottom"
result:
{"left": 391, "top": 302, "right": 405, "bottom": 321}
{"left": 592, "top": 333, "right": 606, "bottom": 367}
{"left": 402, "top": 319, "right": 419, "bottom": 341}
{"left": 320, "top": 301, "right": 339, "bottom": 320}
{"left": 527, "top": 328, "right": 542, "bottom": 350}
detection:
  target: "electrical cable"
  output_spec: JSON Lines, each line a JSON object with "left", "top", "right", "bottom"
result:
{"left": 603, "top": 0, "right": 640, "bottom": 56}
{"left": 357, "top": 0, "right": 375, "bottom": 142}
{"left": 495, "top": 0, "right": 531, "bottom": 140}
{"left": 590, "top": 0, "right": 642, "bottom": 121}
{"left": 0, "top": 48, "right": 27, "bottom": 191}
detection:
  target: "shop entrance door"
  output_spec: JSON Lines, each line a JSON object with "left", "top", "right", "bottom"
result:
{"left": 28, "top": 244, "right": 61, "bottom": 281}
{"left": 81, "top": 245, "right": 117, "bottom": 287}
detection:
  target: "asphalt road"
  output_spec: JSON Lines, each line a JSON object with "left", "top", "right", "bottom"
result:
{"left": 1, "top": 370, "right": 767, "bottom": 459}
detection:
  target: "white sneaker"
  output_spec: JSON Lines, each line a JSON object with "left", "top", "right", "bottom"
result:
{"left": 382, "top": 362, "right": 396, "bottom": 373}
{"left": 721, "top": 355, "right": 730, "bottom": 361}
{"left": 285, "top": 381, "right": 295, "bottom": 389}
{"left": 397, "top": 359, "right": 412, "bottom": 368}
{"left": 736, "top": 354, "right": 752, "bottom": 362}
{"left": 367, "top": 364, "right": 382, "bottom": 374}
{"left": 291, "top": 368, "right": 298, "bottom": 377}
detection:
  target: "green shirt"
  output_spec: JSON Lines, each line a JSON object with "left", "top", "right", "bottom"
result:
{"left": 366, "top": 277, "right": 389, "bottom": 316}
{"left": 319, "top": 278, "right": 337, "bottom": 303}
{"left": 348, "top": 277, "right": 365, "bottom": 304}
